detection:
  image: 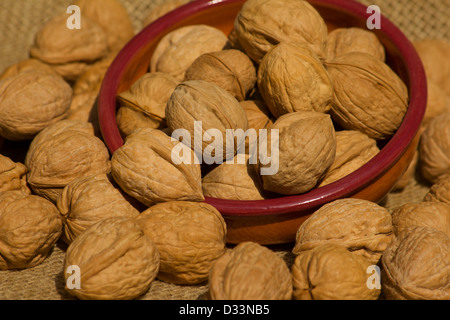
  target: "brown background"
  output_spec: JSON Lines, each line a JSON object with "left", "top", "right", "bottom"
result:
{"left": 0, "top": 0, "right": 448, "bottom": 300}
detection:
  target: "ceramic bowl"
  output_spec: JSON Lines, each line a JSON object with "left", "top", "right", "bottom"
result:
{"left": 98, "top": 0, "right": 427, "bottom": 244}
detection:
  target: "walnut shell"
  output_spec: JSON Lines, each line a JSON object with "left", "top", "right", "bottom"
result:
{"left": 318, "top": 130, "right": 380, "bottom": 187}
{"left": 30, "top": 12, "right": 108, "bottom": 65}
{"left": 0, "top": 58, "right": 57, "bottom": 81}
{"left": 73, "top": 55, "right": 115, "bottom": 95}
{"left": 202, "top": 154, "right": 265, "bottom": 200}
{"left": 0, "top": 154, "right": 30, "bottom": 194}
{"left": 166, "top": 80, "right": 248, "bottom": 161}
{"left": 208, "top": 241, "right": 292, "bottom": 300}
{"left": 185, "top": 49, "right": 256, "bottom": 101}
{"left": 292, "top": 198, "right": 393, "bottom": 265}
{"left": 56, "top": 173, "right": 140, "bottom": 244}
{"left": 64, "top": 217, "right": 159, "bottom": 300}
{"left": 0, "top": 71, "right": 72, "bottom": 141}
{"left": 325, "top": 52, "right": 409, "bottom": 140}
{"left": 413, "top": 39, "right": 450, "bottom": 97}
{"left": 326, "top": 27, "right": 385, "bottom": 61}
{"left": 73, "top": 0, "right": 135, "bottom": 53}
{"left": 0, "top": 190, "right": 62, "bottom": 270}
{"left": 257, "top": 42, "right": 333, "bottom": 118}
{"left": 136, "top": 201, "right": 226, "bottom": 285}
{"left": 422, "top": 81, "right": 450, "bottom": 127}
{"left": 67, "top": 91, "right": 101, "bottom": 137}
{"left": 240, "top": 99, "right": 274, "bottom": 149}
{"left": 419, "top": 113, "right": 450, "bottom": 183}
{"left": 391, "top": 201, "right": 450, "bottom": 237}
{"left": 381, "top": 226, "right": 450, "bottom": 300}
{"left": 143, "top": 0, "right": 191, "bottom": 26}
{"left": 258, "top": 111, "right": 336, "bottom": 195}
{"left": 116, "top": 72, "right": 178, "bottom": 136}
{"left": 25, "top": 120, "right": 111, "bottom": 202}
{"left": 110, "top": 128, "right": 204, "bottom": 207}
{"left": 292, "top": 243, "right": 379, "bottom": 300}
{"left": 233, "top": 0, "right": 328, "bottom": 63}
{"left": 149, "top": 25, "right": 228, "bottom": 81}
{"left": 423, "top": 173, "right": 450, "bottom": 205}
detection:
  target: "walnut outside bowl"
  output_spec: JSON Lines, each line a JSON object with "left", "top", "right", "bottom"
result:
{"left": 98, "top": 0, "right": 427, "bottom": 245}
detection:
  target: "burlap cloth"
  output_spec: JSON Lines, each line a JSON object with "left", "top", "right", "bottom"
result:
{"left": 0, "top": 0, "right": 448, "bottom": 300}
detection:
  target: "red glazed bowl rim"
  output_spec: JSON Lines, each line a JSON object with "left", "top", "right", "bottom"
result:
{"left": 98, "top": 0, "right": 427, "bottom": 217}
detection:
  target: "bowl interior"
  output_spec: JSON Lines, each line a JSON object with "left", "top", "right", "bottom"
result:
{"left": 98, "top": 0, "right": 426, "bottom": 218}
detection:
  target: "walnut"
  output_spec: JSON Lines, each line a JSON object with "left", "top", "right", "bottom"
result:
{"left": 116, "top": 72, "right": 178, "bottom": 137}
{"left": 325, "top": 52, "right": 409, "bottom": 140}
{"left": 136, "top": 201, "right": 226, "bottom": 285}
{"left": 0, "top": 190, "right": 62, "bottom": 270}
{"left": 165, "top": 80, "right": 248, "bottom": 161}
{"left": 110, "top": 128, "right": 204, "bottom": 207}
{"left": 421, "top": 81, "right": 450, "bottom": 128}
{"left": 67, "top": 91, "right": 101, "bottom": 137}
{"left": 233, "top": 0, "right": 328, "bottom": 63}
{"left": 72, "top": 0, "right": 135, "bottom": 53}
{"left": 208, "top": 241, "right": 292, "bottom": 300}
{"left": 0, "top": 58, "right": 57, "bottom": 81}
{"left": 64, "top": 217, "right": 160, "bottom": 300}
{"left": 419, "top": 113, "right": 450, "bottom": 183}
{"left": 292, "top": 198, "right": 393, "bottom": 265}
{"left": 413, "top": 39, "right": 450, "bottom": 97}
{"left": 257, "top": 41, "right": 333, "bottom": 118}
{"left": 185, "top": 49, "right": 257, "bottom": 101}
{"left": 381, "top": 226, "right": 450, "bottom": 300}
{"left": 291, "top": 243, "right": 380, "bottom": 300}
{"left": 0, "top": 154, "right": 30, "bottom": 194}
{"left": 202, "top": 154, "right": 266, "bottom": 200}
{"left": 149, "top": 25, "right": 228, "bottom": 81}
{"left": 391, "top": 201, "right": 450, "bottom": 237}
{"left": 0, "top": 70, "right": 72, "bottom": 141}
{"left": 25, "top": 120, "right": 111, "bottom": 202}
{"left": 72, "top": 55, "right": 115, "bottom": 95}
{"left": 318, "top": 130, "right": 380, "bottom": 187}
{"left": 257, "top": 111, "right": 336, "bottom": 195}
{"left": 391, "top": 149, "right": 419, "bottom": 191}
{"left": 424, "top": 173, "right": 450, "bottom": 205}
{"left": 142, "top": 0, "right": 191, "bottom": 26}
{"left": 240, "top": 99, "right": 274, "bottom": 150}
{"left": 326, "top": 27, "right": 385, "bottom": 61}
{"left": 56, "top": 173, "right": 140, "bottom": 244}
{"left": 30, "top": 12, "right": 108, "bottom": 81}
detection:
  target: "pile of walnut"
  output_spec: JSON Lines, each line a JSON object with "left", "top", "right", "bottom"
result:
{"left": 0, "top": 0, "right": 449, "bottom": 300}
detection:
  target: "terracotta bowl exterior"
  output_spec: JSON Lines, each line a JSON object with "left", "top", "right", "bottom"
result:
{"left": 98, "top": 0, "right": 427, "bottom": 244}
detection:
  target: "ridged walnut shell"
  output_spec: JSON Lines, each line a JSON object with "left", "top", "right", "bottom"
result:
{"left": 166, "top": 80, "right": 248, "bottom": 161}
{"left": 419, "top": 113, "right": 450, "bottom": 183}
{"left": 0, "top": 190, "right": 62, "bottom": 270}
{"left": 116, "top": 72, "right": 178, "bottom": 136}
{"left": 292, "top": 243, "right": 379, "bottom": 300}
{"left": 73, "top": 55, "right": 115, "bottom": 95}
{"left": 421, "top": 81, "right": 450, "bottom": 128}
{"left": 233, "top": 0, "right": 328, "bottom": 63}
{"left": 137, "top": 201, "right": 226, "bottom": 284}
{"left": 0, "top": 58, "right": 57, "bottom": 81}
{"left": 0, "top": 154, "right": 30, "bottom": 194}
{"left": 64, "top": 217, "right": 159, "bottom": 300}
{"left": 258, "top": 111, "right": 336, "bottom": 195}
{"left": 111, "top": 128, "right": 204, "bottom": 207}
{"left": 0, "top": 71, "right": 72, "bottom": 141}
{"left": 72, "top": 0, "right": 135, "bottom": 52}
{"left": 326, "top": 27, "right": 385, "bottom": 61}
{"left": 318, "top": 130, "right": 380, "bottom": 187}
{"left": 185, "top": 49, "right": 257, "bottom": 101}
{"left": 424, "top": 173, "right": 450, "bottom": 205}
{"left": 381, "top": 226, "right": 450, "bottom": 300}
{"left": 325, "top": 52, "right": 409, "bottom": 140}
{"left": 292, "top": 198, "right": 393, "bottom": 265}
{"left": 391, "top": 201, "right": 450, "bottom": 237}
{"left": 240, "top": 99, "right": 274, "bottom": 149}
{"left": 257, "top": 42, "right": 333, "bottom": 118}
{"left": 202, "top": 154, "right": 265, "bottom": 200}
{"left": 208, "top": 241, "right": 292, "bottom": 300}
{"left": 25, "top": 120, "right": 111, "bottom": 202}
{"left": 149, "top": 25, "right": 228, "bottom": 81}
{"left": 56, "top": 173, "right": 140, "bottom": 244}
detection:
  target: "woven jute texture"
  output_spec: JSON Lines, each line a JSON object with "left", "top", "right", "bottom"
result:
{"left": 0, "top": 0, "right": 448, "bottom": 300}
